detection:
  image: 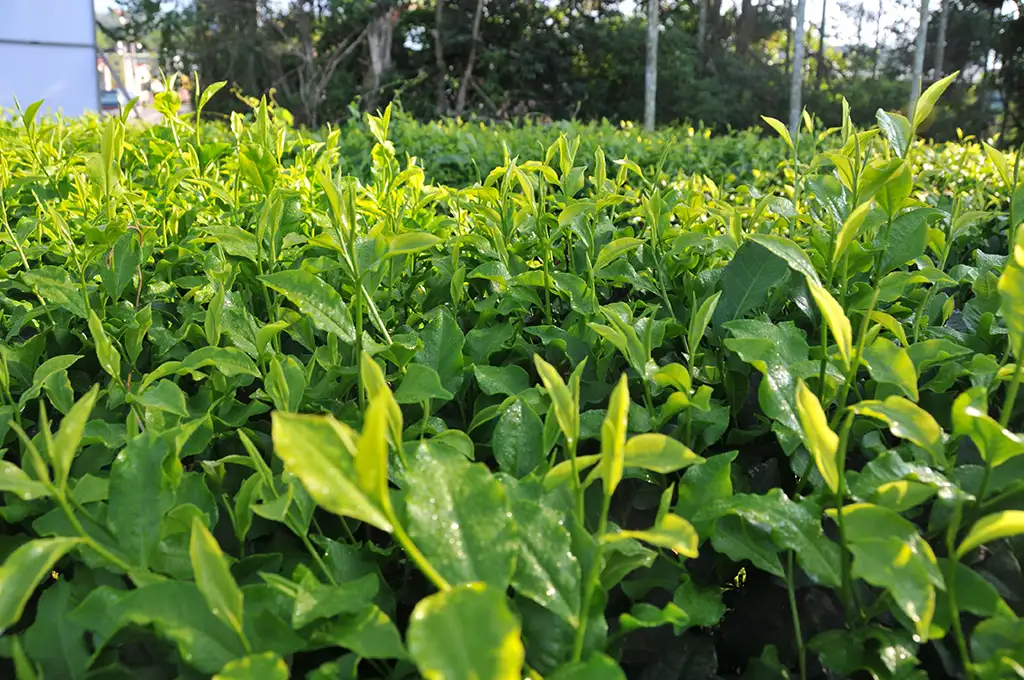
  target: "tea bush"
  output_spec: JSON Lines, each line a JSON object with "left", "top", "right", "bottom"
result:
{"left": 0, "top": 76, "right": 1023, "bottom": 680}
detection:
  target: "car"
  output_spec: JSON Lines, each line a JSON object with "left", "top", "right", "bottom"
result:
{"left": 99, "top": 89, "right": 128, "bottom": 113}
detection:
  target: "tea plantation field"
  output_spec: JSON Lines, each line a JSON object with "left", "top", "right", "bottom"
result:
{"left": 1, "top": 77, "right": 1023, "bottom": 680}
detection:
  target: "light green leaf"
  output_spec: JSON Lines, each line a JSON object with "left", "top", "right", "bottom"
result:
{"left": 0, "top": 461, "right": 51, "bottom": 501}
{"left": 271, "top": 412, "right": 393, "bottom": 532}
{"left": 408, "top": 583, "right": 524, "bottom": 680}
{"left": 983, "top": 142, "right": 1012, "bottom": 187}
{"left": 133, "top": 379, "right": 190, "bottom": 417}
{"left": 828, "top": 503, "right": 943, "bottom": 641}
{"left": 534, "top": 354, "right": 578, "bottom": 445}
{"left": 190, "top": 517, "right": 245, "bottom": 636}
{"left": 594, "top": 237, "right": 643, "bottom": 273}
{"left": 850, "top": 397, "right": 945, "bottom": 465}
{"left": 49, "top": 385, "right": 98, "bottom": 490}
{"left": 862, "top": 337, "right": 919, "bottom": 401}
{"left": 808, "top": 281, "right": 853, "bottom": 368}
{"left": 214, "top": 653, "right": 288, "bottom": 680}
{"left": 357, "top": 394, "right": 393, "bottom": 513}
{"left": 0, "top": 538, "right": 82, "bottom": 634}
{"left": 17, "top": 355, "right": 81, "bottom": 408}
{"left": 621, "top": 433, "right": 703, "bottom": 474}
{"left": 403, "top": 448, "right": 516, "bottom": 588}
{"left": 687, "top": 291, "right": 722, "bottom": 358}
{"left": 912, "top": 71, "right": 959, "bottom": 130}
{"left": 876, "top": 109, "right": 911, "bottom": 158}
{"left": 833, "top": 201, "right": 874, "bottom": 266}
{"left": 999, "top": 229, "right": 1024, "bottom": 358}
{"left": 87, "top": 311, "right": 121, "bottom": 380}
{"left": 387, "top": 232, "right": 442, "bottom": 257}
{"left": 260, "top": 270, "right": 356, "bottom": 343}
{"left": 393, "top": 364, "right": 454, "bottom": 404}
{"left": 360, "top": 353, "right": 403, "bottom": 449}
{"left": 952, "top": 389, "right": 1024, "bottom": 469}
{"left": 604, "top": 514, "right": 698, "bottom": 558}
{"left": 750, "top": 234, "right": 821, "bottom": 285}
{"left": 761, "top": 115, "right": 793, "bottom": 149}
{"left": 600, "top": 374, "right": 629, "bottom": 496}
{"left": 957, "top": 511, "right": 1024, "bottom": 558}
{"left": 795, "top": 379, "right": 840, "bottom": 494}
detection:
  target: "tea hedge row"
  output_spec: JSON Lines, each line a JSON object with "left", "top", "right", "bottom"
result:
{"left": 0, "top": 76, "right": 1023, "bottom": 680}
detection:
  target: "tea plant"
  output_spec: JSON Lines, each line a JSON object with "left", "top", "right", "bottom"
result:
{"left": 0, "top": 75, "right": 1022, "bottom": 680}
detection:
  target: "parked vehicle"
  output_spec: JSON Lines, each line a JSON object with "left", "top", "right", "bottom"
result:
{"left": 99, "top": 89, "right": 128, "bottom": 114}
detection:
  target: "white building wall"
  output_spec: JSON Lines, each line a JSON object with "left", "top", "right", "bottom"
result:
{"left": 0, "top": 0, "right": 99, "bottom": 115}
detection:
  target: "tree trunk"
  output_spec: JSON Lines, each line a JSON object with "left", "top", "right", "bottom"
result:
{"left": 873, "top": 0, "right": 882, "bottom": 78}
{"left": 784, "top": 0, "right": 792, "bottom": 76}
{"left": 697, "top": 0, "right": 708, "bottom": 60}
{"left": 788, "top": 0, "right": 807, "bottom": 137}
{"left": 737, "top": 0, "right": 754, "bottom": 54}
{"left": 434, "top": 0, "right": 447, "bottom": 116}
{"left": 453, "top": 0, "right": 486, "bottom": 115}
{"left": 932, "top": 0, "right": 950, "bottom": 79}
{"left": 365, "top": 8, "right": 398, "bottom": 112}
{"left": 908, "top": 0, "right": 930, "bottom": 116}
{"left": 816, "top": 0, "right": 826, "bottom": 87}
{"left": 644, "top": 0, "right": 658, "bottom": 130}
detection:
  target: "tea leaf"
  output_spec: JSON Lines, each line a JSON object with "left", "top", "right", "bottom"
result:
{"left": 260, "top": 270, "right": 356, "bottom": 343}
{"left": 957, "top": 511, "right": 1024, "bottom": 558}
{"left": 407, "top": 583, "right": 524, "bottom": 680}
{"left": 271, "top": 412, "right": 393, "bottom": 531}
{"left": 213, "top": 653, "right": 288, "bottom": 680}
{"left": 0, "top": 538, "right": 82, "bottom": 634}
{"left": 190, "top": 518, "right": 245, "bottom": 637}
{"left": 850, "top": 398, "right": 945, "bottom": 465}
{"left": 795, "top": 380, "right": 840, "bottom": 494}
{"left": 403, "top": 447, "right": 516, "bottom": 588}
{"left": 605, "top": 514, "right": 698, "bottom": 558}
{"left": 600, "top": 374, "right": 629, "bottom": 496}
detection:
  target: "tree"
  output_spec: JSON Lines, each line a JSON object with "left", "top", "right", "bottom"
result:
{"left": 453, "top": 0, "right": 487, "bottom": 114}
{"left": 789, "top": 0, "right": 807, "bottom": 136}
{"left": 434, "top": 0, "right": 447, "bottom": 115}
{"left": 933, "top": 0, "right": 951, "bottom": 78}
{"left": 644, "top": 0, "right": 658, "bottom": 130}
{"left": 816, "top": 0, "right": 827, "bottom": 87}
{"left": 909, "top": 0, "right": 931, "bottom": 114}
{"left": 698, "top": 0, "right": 709, "bottom": 60}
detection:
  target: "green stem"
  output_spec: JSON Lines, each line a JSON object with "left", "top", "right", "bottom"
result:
{"left": 831, "top": 288, "right": 880, "bottom": 428}
{"left": 785, "top": 551, "right": 807, "bottom": 680}
{"left": 572, "top": 492, "right": 611, "bottom": 662}
{"left": 999, "top": 348, "right": 1023, "bottom": 428}
{"left": 390, "top": 517, "right": 451, "bottom": 591}
{"left": 945, "top": 500, "right": 975, "bottom": 680}
{"left": 835, "top": 410, "right": 860, "bottom": 623}
{"left": 56, "top": 493, "right": 134, "bottom": 574}
{"left": 300, "top": 532, "right": 338, "bottom": 586}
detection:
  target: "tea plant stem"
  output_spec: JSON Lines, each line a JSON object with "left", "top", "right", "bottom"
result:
{"left": 567, "top": 437, "right": 585, "bottom": 523}
{"left": 300, "top": 532, "right": 338, "bottom": 586}
{"left": 390, "top": 517, "right": 451, "bottom": 592}
{"left": 834, "top": 409, "right": 860, "bottom": 623}
{"left": 56, "top": 493, "right": 134, "bottom": 574}
{"left": 831, "top": 287, "right": 880, "bottom": 428}
{"left": 784, "top": 551, "right": 807, "bottom": 680}
{"left": 999, "top": 346, "right": 1022, "bottom": 428}
{"left": 572, "top": 492, "right": 611, "bottom": 662}
{"left": 944, "top": 499, "right": 974, "bottom": 680}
